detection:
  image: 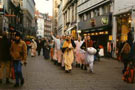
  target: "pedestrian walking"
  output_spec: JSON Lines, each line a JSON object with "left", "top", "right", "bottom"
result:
{"left": 49, "top": 40, "right": 54, "bottom": 61}
{"left": 120, "top": 31, "right": 133, "bottom": 74}
{"left": 62, "top": 36, "right": 74, "bottom": 73}
{"left": 61, "top": 36, "right": 66, "bottom": 69}
{"left": 51, "top": 32, "right": 62, "bottom": 65}
{"left": 81, "top": 36, "right": 96, "bottom": 73}
{"left": 30, "top": 39, "right": 37, "bottom": 57}
{"left": 75, "top": 36, "right": 83, "bottom": 67}
{"left": 37, "top": 39, "right": 42, "bottom": 56}
{"left": 0, "top": 32, "right": 11, "bottom": 84}
{"left": 41, "top": 38, "right": 45, "bottom": 56}
{"left": 44, "top": 39, "right": 50, "bottom": 59}
{"left": 25, "top": 39, "right": 31, "bottom": 55}
{"left": 10, "top": 32, "right": 27, "bottom": 87}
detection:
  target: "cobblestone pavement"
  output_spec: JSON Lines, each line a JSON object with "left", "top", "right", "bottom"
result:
{"left": 0, "top": 56, "right": 135, "bottom": 90}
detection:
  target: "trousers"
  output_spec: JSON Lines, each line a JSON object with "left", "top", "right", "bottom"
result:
{"left": 13, "top": 61, "right": 24, "bottom": 84}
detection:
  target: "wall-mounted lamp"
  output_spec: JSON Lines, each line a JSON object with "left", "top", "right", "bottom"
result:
{"left": 77, "top": 30, "right": 81, "bottom": 33}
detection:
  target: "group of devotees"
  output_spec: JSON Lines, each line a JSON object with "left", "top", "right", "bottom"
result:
{"left": 49, "top": 32, "right": 98, "bottom": 73}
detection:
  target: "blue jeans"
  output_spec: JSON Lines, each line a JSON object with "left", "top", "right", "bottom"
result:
{"left": 13, "top": 61, "right": 24, "bottom": 84}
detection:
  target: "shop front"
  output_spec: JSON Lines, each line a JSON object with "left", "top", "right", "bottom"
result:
{"left": 116, "top": 12, "right": 131, "bottom": 43}
{"left": 114, "top": 11, "right": 135, "bottom": 57}
{"left": 78, "top": 13, "right": 112, "bottom": 56}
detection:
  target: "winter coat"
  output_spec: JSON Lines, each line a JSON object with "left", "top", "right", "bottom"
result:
{"left": 10, "top": 40, "right": 27, "bottom": 61}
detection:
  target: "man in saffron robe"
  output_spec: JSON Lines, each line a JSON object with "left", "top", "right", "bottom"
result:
{"left": 62, "top": 36, "right": 74, "bottom": 73}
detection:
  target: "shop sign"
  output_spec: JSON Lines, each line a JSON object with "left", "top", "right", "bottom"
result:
{"left": 101, "top": 16, "right": 109, "bottom": 25}
{"left": 109, "top": 35, "right": 112, "bottom": 40}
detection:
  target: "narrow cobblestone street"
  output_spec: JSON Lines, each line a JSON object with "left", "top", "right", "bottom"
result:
{"left": 0, "top": 56, "right": 135, "bottom": 90}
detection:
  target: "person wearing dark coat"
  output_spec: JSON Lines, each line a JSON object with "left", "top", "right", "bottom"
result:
{"left": 120, "top": 31, "right": 134, "bottom": 74}
{"left": 0, "top": 32, "right": 11, "bottom": 84}
{"left": 44, "top": 39, "right": 50, "bottom": 59}
{"left": 37, "top": 39, "right": 42, "bottom": 56}
{"left": 41, "top": 38, "right": 45, "bottom": 56}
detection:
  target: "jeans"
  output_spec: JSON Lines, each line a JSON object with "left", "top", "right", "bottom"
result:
{"left": 13, "top": 61, "right": 24, "bottom": 84}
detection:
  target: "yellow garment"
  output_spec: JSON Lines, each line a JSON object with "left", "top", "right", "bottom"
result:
{"left": 63, "top": 41, "right": 74, "bottom": 70}
{"left": 0, "top": 61, "right": 10, "bottom": 79}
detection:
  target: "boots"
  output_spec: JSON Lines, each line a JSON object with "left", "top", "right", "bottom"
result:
{"left": 6, "top": 78, "right": 10, "bottom": 84}
{"left": 84, "top": 65, "right": 87, "bottom": 70}
{"left": 0, "top": 79, "right": 2, "bottom": 84}
{"left": 21, "top": 78, "right": 24, "bottom": 86}
{"left": 14, "top": 83, "right": 19, "bottom": 87}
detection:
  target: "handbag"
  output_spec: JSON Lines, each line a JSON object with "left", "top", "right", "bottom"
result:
{"left": 10, "top": 66, "right": 15, "bottom": 80}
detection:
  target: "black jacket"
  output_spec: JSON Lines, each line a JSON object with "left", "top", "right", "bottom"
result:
{"left": 0, "top": 36, "right": 11, "bottom": 61}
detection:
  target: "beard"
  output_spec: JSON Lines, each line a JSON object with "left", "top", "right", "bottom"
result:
{"left": 15, "top": 39, "right": 20, "bottom": 44}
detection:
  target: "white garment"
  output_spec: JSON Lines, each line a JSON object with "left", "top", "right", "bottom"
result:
{"left": 52, "top": 35, "right": 61, "bottom": 50}
{"left": 86, "top": 52, "right": 94, "bottom": 72}
{"left": 99, "top": 48, "right": 104, "bottom": 56}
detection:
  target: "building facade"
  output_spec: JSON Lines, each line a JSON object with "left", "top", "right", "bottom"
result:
{"left": 44, "top": 13, "right": 52, "bottom": 37}
{"left": 77, "top": 0, "right": 113, "bottom": 56}
{"left": 52, "top": 0, "right": 59, "bottom": 35}
{"left": 63, "top": 0, "right": 78, "bottom": 38}
{"left": 113, "top": 0, "right": 135, "bottom": 58}
{"left": 0, "top": 0, "right": 23, "bottom": 38}
{"left": 20, "top": 0, "right": 35, "bottom": 37}
{"left": 35, "top": 10, "right": 44, "bottom": 38}
{"left": 57, "top": 0, "right": 64, "bottom": 36}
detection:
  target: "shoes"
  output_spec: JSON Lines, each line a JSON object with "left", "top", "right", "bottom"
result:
{"left": 65, "top": 70, "right": 69, "bottom": 73}
{"left": 62, "top": 67, "right": 65, "bottom": 70}
{"left": 14, "top": 83, "right": 19, "bottom": 87}
{"left": 0, "top": 79, "right": 2, "bottom": 84}
{"left": 84, "top": 66, "right": 87, "bottom": 70}
{"left": 21, "top": 79, "right": 24, "bottom": 86}
{"left": 6, "top": 78, "right": 10, "bottom": 84}
{"left": 81, "top": 64, "right": 84, "bottom": 69}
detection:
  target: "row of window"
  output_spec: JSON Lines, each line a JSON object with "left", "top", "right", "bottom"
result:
{"left": 64, "top": 3, "right": 77, "bottom": 26}
{"left": 79, "top": 3, "right": 111, "bottom": 21}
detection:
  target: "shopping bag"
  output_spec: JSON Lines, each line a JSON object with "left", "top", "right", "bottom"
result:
{"left": 10, "top": 66, "right": 15, "bottom": 80}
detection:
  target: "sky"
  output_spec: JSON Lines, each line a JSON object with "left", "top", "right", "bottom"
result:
{"left": 34, "top": 0, "right": 53, "bottom": 16}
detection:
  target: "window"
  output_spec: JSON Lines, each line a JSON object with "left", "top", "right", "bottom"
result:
{"left": 103, "top": 4, "right": 111, "bottom": 14}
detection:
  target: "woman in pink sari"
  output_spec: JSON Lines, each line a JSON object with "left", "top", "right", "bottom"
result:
{"left": 75, "top": 36, "right": 83, "bottom": 67}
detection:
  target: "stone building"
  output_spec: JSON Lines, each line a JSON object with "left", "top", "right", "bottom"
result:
{"left": 77, "top": 0, "right": 113, "bottom": 56}
{"left": 19, "top": 0, "right": 35, "bottom": 36}
{"left": 112, "top": 0, "right": 135, "bottom": 57}
{"left": 63, "top": 0, "right": 78, "bottom": 38}
{"left": 44, "top": 13, "right": 52, "bottom": 37}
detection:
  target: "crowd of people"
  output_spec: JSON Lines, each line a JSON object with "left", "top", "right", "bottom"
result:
{"left": 0, "top": 29, "right": 135, "bottom": 88}
{"left": 33, "top": 32, "right": 102, "bottom": 73}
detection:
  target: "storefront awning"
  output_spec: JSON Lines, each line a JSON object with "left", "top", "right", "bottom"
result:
{"left": 113, "top": 9, "right": 132, "bottom": 16}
